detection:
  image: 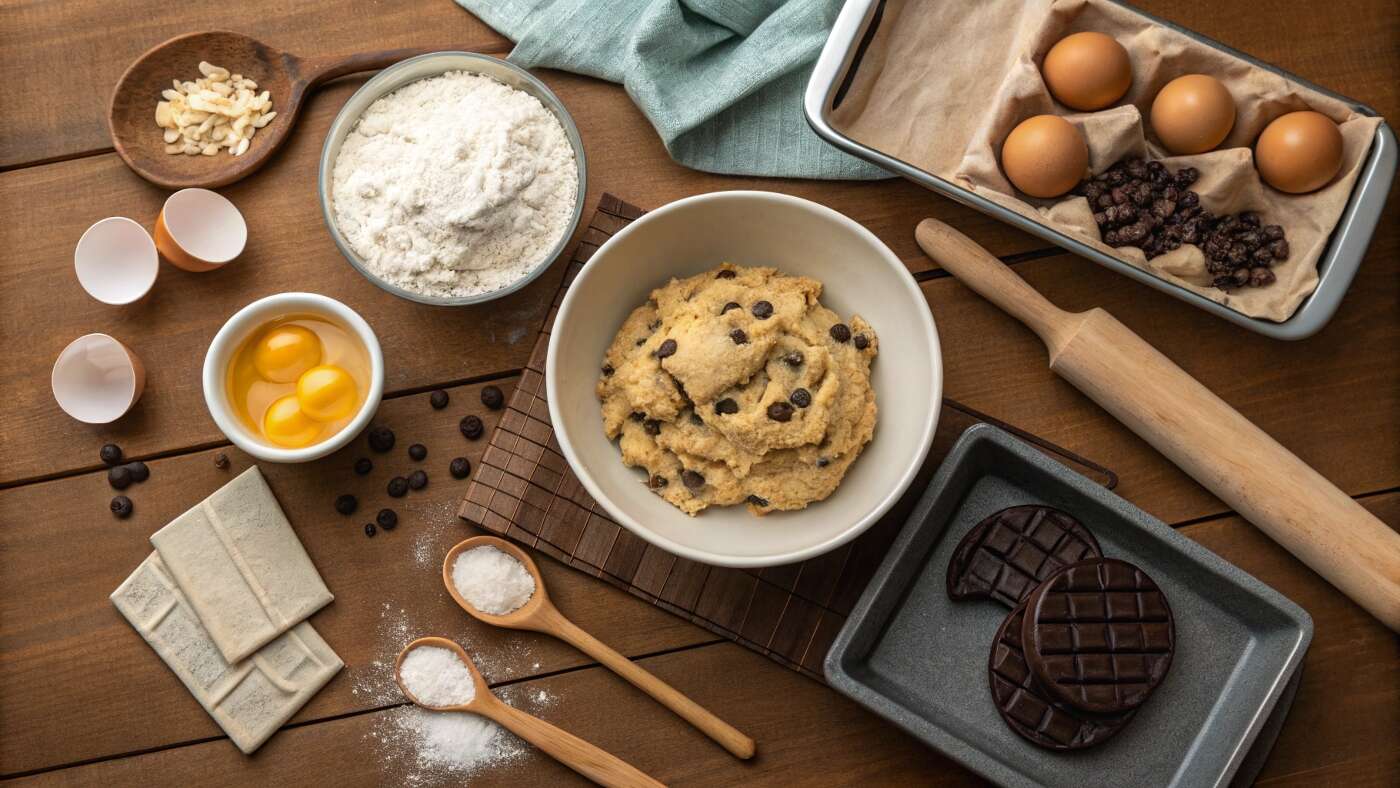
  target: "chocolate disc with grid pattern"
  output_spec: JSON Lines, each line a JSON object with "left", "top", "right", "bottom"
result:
{"left": 989, "top": 602, "right": 1135, "bottom": 750}
{"left": 947, "top": 505, "right": 1102, "bottom": 607}
{"left": 1022, "top": 558, "right": 1176, "bottom": 715}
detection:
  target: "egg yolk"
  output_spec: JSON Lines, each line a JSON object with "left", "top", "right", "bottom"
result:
{"left": 253, "top": 326, "right": 323, "bottom": 383}
{"left": 263, "top": 394, "right": 323, "bottom": 447}
{"left": 296, "top": 365, "right": 358, "bottom": 422}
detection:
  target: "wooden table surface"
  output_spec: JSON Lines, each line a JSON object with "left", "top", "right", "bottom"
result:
{"left": 1, "top": 1, "right": 1396, "bottom": 785}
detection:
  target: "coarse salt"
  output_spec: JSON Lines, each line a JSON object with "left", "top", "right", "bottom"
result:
{"left": 452, "top": 545, "right": 537, "bottom": 615}
{"left": 399, "top": 645, "right": 476, "bottom": 708}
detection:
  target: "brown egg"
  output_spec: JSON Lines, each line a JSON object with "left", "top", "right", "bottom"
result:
{"left": 1001, "top": 115, "right": 1089, "bottom": 198}
{"left": 1150, "top": 74, "right": 1235, "bottom": 154}
{"left": 1042, "top": 32, "right": 1133, "bottom": 111}
{"left": 1255, "top": 111, "right": 1344, "bottom": 193}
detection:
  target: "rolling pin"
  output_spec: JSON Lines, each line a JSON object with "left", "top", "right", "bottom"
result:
{"left": 915, "top": 218, "right": 1400, "bottom": 632}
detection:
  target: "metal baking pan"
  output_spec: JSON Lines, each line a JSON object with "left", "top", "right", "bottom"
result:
{"left": 824, "top": 424, "right": 1312, "bottom": 788}
{"left": 805, "top": 0, "right": 1397, "bottom": 340}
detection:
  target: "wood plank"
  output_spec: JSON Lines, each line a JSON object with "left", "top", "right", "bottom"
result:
{"left": 14, "top": 496, "right": 1397, "bottom": 786}
{"left": 0, "top": 378, "right": 715, "bottom": 776}
{"left": 924, "top": 216, "right": 1400, "bottom": 526}
{"left": 0, "top": 1, "right": 508, "bottom": 169}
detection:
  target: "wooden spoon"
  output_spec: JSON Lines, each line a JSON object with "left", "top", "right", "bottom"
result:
{"left": 109, "top": 30, "right": 441, "bottom": 189}
{"left": 443, "top": 536, "right": 757, "bottom": 759}
{"left": 395, "top": 637, "right": 664, "bottom": 788}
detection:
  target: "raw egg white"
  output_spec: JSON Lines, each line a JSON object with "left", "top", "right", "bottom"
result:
{"left": 1001, "top": 115, "right": 1089, "bottom": 198}
{"left": 1042, "top": 32, "right": 1133, "bottom": 111}
{"left": 1255, "top": 111, "right": 1343, "bottom": 194}
{"left": 1150, "top": 74, "right": 1235, "bottom": 155}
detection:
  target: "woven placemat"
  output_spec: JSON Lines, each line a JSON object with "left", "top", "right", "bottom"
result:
{"left": 460, "top": 194, "right": 1117, "bottom": 681}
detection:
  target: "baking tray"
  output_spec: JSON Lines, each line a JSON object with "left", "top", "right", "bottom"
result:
{"left": 824, "top": 424, "right": 1312, "bottom": 788}
{"left": 805, "top": 0, "right": 1397, "bottom": 340}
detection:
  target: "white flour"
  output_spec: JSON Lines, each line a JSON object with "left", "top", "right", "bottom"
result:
{"left": 331, "top": 70, "right": 577, "bottom": 299}
{"left": 452, "top": 545, "right": 537, "bottom": 615}
{"left": 399, "top": 645, "right": 476, "bottom": 708}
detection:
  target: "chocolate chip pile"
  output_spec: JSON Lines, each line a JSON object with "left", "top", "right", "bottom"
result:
{"left": 1076, "top": 158, "right": 1290, "bottom": 289}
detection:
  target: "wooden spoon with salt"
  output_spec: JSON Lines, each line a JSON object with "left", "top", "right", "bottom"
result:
{"left": 395, "top": 637, "right": 664, "bottom": 788}
{"left": 443, "top": 536, "right": 756, "bottom": 760}
{"left": 109, "top": 30, "right": 442, "bottom": 189}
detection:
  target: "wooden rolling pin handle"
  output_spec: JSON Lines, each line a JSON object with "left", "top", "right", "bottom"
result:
{"left": 488, "top": 699, "right": 666, "bottom": 788}
{"left": 547, "top": 610, "right": 756, "bottom": 760}
{"left": 915, "top": 218, "right": 1400, "bottom": 632}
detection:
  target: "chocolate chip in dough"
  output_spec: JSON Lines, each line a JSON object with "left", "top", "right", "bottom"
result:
{"left": 829, "top": 323, "right": 851, "bottom": 343}
{"left": 408, "top": 443, "right": 427, "bottom": 461}
{"left": 649, "top": 474, "right": 669, "bottom": 489}
{"left": 481, "top": 385, "right": 505, "bottom": 410}
{"left": 430, "top": 390, "right": 450, "bottom": 409}
{"left": 125, "top": 461, "right": 150, "bottom": 483}
{"left": 354, "top": 457, "right": 373, "bottom": 476}
{"left": 729, "top": 328, "right": 749, "bottom": 345}
{"left": 601, "top": 364, "right": 615, "bottom": 377}
{"left": 714, "top": 398, "right": 739, "bottom": 415}
{"left": 720, "top": 302, "right": 741, "bottom": 314}
{"left": 387, "top": 477, "right": 409, "bottom": 498}
{"left": 376, "top": 509, "right": 398, "bottom": 530}
{"left": 789, "top": 388, "right": 812, "bottom": 408}
{"left": 751, "top": 300, "right": 774, "bottom": 319}
{"left": 450, "top": 457, "right": 472, "bottom": 479}
{"left": 655, "top": 339, "right": 678, "bottom": 359}
{"left": 459, "top": 415, "right": 484, "bottom": 440}
{"left": 368, "top": 426, "right": 396, "bottom": 453}
{"left": 110, "top": 495, "right": 133, "bottom": 519}
{"left": 716, "top": 269, "right": 737, "bottom": 279}
{"left": 334, "top": 494, "right": 358, "bottom": 516}
{"left": 681, "top": 470, "right": 706, "bottom": 490}
{"left": 782, "top": 352, "right": 804, "bottom": 367}
{"left": 746, "top": 494, "right": 769, "bottom": 507}
{"left": 853, "top": 334, "right": 870, "bottom": 350}
{"left": 643, "top": 419, "right": 662, "bottom": 436}
{"left": 408, "top": 470, "right": 428, "bottom": 490}
{"left": 108, "top": 465, "right": 132, "bottom": 490}
{"left": 629, "top": 411, "right": 646, "bottom": 422}
{"left": 100, "top": 443, "right": 123, "bottom": 466}
{"left": 816, "top": 457, "right": 830, "bottom": 468}
{"left": 767, "top": 402, "right": 794, "bottom": 422}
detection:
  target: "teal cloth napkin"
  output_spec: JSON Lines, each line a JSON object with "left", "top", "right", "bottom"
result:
{"left": 455, "top": 0, "right": 889, "bottom": 180}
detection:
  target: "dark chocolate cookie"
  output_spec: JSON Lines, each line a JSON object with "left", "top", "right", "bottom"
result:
{"left": 1022, "top": 558, "right": 1175, "bottom": 715}
{"left": 990, "top": 602, "right": 1135, "bottom": 750}
{"left": 947, "top": 505, "right": 1102, "bottom": 607}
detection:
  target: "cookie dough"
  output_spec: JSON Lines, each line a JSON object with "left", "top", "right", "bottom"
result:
{"left": 597, "top": 264, "right": 878, "bottom": 516}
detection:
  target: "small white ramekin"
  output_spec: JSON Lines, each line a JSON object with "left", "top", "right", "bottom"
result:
{"left": 202, "top": 293, "right": 384, "bottom": 463}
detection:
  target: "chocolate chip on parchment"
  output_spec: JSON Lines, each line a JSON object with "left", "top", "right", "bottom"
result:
{"left": 108, "top": 465, "right": 132, "bottom": 490}
{"left": 681, "top": 470, "right": 706, "bottom": 490}
{"left": 408, "top": 470, "right": 428, "bottom": 490}
{"left": 729, "top": 328, "right": 748, "bottom": 345}
{"left": 387, "top": 477, "right": 409, "bottom": 498}
{"left": 853, "top": 334, "right": 870, "bottom": 350}
{"left": 450, "top": 457, "right": 472, "bottom": 479}
{"left": 110, "top": 496, "right": 134, "bottom": 518}
{"left": 829, "top": 323, "right": 851, "bottom": 343}
{"left": 716, "top": 269, "right": 737, "bottom": 279}
{"left": 368, "top": 426, "right": 396, "bottom": 453}
{"left": 408, "top": 443, "right": 427, "bottom": 461}
{"left": 714, "top": 398, "right": 739, "bottom": 415}
{"left": 430, "top": 390, "right": 450, "bottom": 409}
{"left": 376, "top": 509, "right": 398, "bottom": 530}
{"left": 789, "top": 388, "right": 812, "bottom": 408}
{"left": 767, "top": 402, "right": 794, "bottom": 422}
{"left": 100, "top": 444, "right": 123, "bottom": 466}
{"left": 481, "top": 385, "right": 505, "bottom": 410}
{"left": 655, "top": 339, "right": 678, "bottom": 359}
{"left": 751, "top": 300, "right": 774, "bottom": 319}
{"left": 721, "top": 301, "right": 741, "bottom": 314}
{"left": 459, "top": 415, "right": 484, "bottom": 440}
{"left": 335, "top": 494, "right": 358, "bottom": 516}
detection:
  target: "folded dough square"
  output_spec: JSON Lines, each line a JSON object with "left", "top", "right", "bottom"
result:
{"left": 150, "top": 466, "right": 333, "bottom": 663}
{"left": 111, "top": 553, "right": 342, "bottom": 753}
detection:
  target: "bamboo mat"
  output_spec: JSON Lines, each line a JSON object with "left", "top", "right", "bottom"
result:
{"left": 459, "top": 194, "right": 1117, "bottom": 681}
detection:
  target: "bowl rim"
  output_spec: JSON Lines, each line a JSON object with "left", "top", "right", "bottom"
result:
{"left": 545, "top": 190, "right": 943, "bottom": 568}
{"left": 316, "top": 51, "right": 588, "bottom": 307}
{"left": 202, "top": 292, "right": 385, "bottom": 463}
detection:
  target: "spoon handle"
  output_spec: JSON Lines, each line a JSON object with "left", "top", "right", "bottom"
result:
{"left": 551, "top": 612, "right": 756, "bottom": 760}
{"left": 295, "top": 46, "right": 449, "bottom": 88}
{"left": 483, "top": 699, "right": 665, "bottom": 788}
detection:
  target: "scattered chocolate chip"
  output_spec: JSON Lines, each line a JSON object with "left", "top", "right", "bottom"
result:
{"left": 767, "top": 401, "right": 794, "bottom": 422}
{"left": 214, "top": 453, "right": 230, "bottom": 470}
{"left": 364, "top": 523, "right": 377, "bottom": 538}
{"left": 354, "top": 457, "right": 373, "bottom": 475}
{"left": 746, "top": 494, "right": 769, "bottom": 507}
{"left": 335, "top": 494, "right": 358, "bottom": 516}
{"left": 125, "top": 461, "right": 150, "bottom": 483}
{"left": 714, "top": 398, "right": 739, "bottom": 415}
{"left": 481, "top": 385, "right": 505, "bottom": 410}
{"left": 110, "top": 495, "right": 133, "bottom": 518}
{"left": 450, "top": 457, "right": 472, "bottom": 479}
{"left": 655, "top": 339, "right": 678, "bottom": 359}
{"left": 716, "top": 269, "right": 737, "bottom": 279}
{"left": 830, "top": 323, "right": 851, "bottom": 343}
{"left": 100, "top": 443, "right": 123, "bottom": 466}
{"left": 368, "top": 426, "right": 396, "bottom": 453}
{"left": 430, "top": 390, "right": 450, "bottom": 409}
{"left": 643, "top": 419, "right": 662, "bottom": 436}
{"left": 459, "top": 415, "right": 484, "bottom": 440}
{"left": 816, "top": 457, "right": 830, "bottom": 468}
{"left": 108, "top": 465, "right": 132, "bottom": 490}
{"left": 789, "top": 388, "right": 812, "bottom": 408}
{"left": 720, "top": 301, "right": 741, "bottom": 314}
{"left": 649, "top": 474, "right": 669, "bottom": 489}
{"left": 681, "top": 469, "right": 705, "bottom": 490}
{"left": 408, "top": 470, "right": 428, "bottom": 490}
{"left": 387, "top": 477, "right": 409, "bottom": 497}
{"left": 408, "top": 443, "right": 427, "bottom": 461}
{"left": 729, "top": 328, "right": 749, "bottom": 345}
{"left": 751, "top": 300, "right": 774, "bottom": 319}
{"left": 782, "top": 352, "right": 804, "bottom": 367}
{"left": 853, "top": 334, "right": 870, "bottom": 350}
{"left": 601, "top": 364, "right": 615, "bottom": 377}
{"left": 376, "top": 509, "right": 398, "bottom": 530}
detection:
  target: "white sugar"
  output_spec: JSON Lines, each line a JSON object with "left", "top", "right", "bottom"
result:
{"left": 452, "top": 546, "right": 536, "bottom": 615}
{"left": 399, "top": 646, "right": 476, "bottom": 708}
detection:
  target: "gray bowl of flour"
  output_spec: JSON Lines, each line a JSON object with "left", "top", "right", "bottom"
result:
{"left": 319, "top": 52, "right": 587, "bottom": 306}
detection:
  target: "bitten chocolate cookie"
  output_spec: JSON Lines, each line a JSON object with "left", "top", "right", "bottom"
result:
{"left": 1022, "top": 558, "right": 1175, "bottom": 715}
{"left": 989, "top": 602, "right": 1135, "bottom": 750}
{"left": 947, "top": 505, "right": 1103, "bottom": 607}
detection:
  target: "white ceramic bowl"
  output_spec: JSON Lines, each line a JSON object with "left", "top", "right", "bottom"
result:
{"left": 547, "top": 191, "right": 942, "bottom": 567}
{"left": 202, "top": 293, "right": 385, "bottom": 463}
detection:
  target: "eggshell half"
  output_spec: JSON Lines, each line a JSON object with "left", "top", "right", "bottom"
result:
{"left": 74, "top": 217, "right": 158, "bottom": 305}
{"left": 156, "top": 188, "right": 247, "bottom": 272}
{"left": 51, "top": 334, "right": 146, "bottom": 424}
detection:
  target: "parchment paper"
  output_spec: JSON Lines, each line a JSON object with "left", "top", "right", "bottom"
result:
{"left": 831, "top": 0, "right": 1382, "bottom": 321}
